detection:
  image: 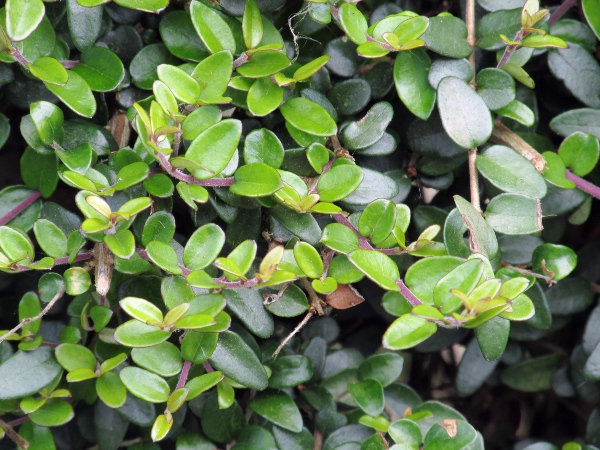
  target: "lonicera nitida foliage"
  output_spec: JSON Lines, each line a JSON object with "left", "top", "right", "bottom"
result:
{"left": 1, "top": 0, "right": 600, "bottom": 448}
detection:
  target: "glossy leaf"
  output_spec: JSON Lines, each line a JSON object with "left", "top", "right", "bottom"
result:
{"left": 249, "top": 391, "right": 303, "bottom": 433}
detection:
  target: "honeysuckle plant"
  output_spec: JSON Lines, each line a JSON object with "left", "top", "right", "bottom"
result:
{"left": 1, "top": 0, "right": 600, "bottom": 449}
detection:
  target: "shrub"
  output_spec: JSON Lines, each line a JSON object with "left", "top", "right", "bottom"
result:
{"left": 0, "top": 0, "right": 600, "bottom": 449}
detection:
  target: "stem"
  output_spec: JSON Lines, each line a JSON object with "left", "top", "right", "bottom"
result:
{"left": 548, "top": 0, "right": 578, "bottom": 26}
{"left": 13, "top": 251, "right": 93, "bottom": 272}
{"left": 468, "top": 148, "right": 481, "bottom": 213}
{"left": 332, "top": 213, "right": 373, "bottom": 249}
{"left": 233, "top": 53, "right": 249, "bottom": 69}
{"left": 465, "top": 0, "right": 481, "bottom": 212}
{"left": 490, "top": 121, "right": 546, "bottom": 172}
{"left": 0, "top": 191, "right": 41, "bottom": 226}
{"left": 0, "top": 285, "right": 66, "bottom": 344}
{"left": 60, "top": 60, "right": 79, "bottom": 69}
{"left": 566, "top": 170, "right": 600, "bottom": 200}
{"left": 0, "top": 419, "right": 30, "bottom": 449}
{"left": 465, "top": 0, "right": 477, "bottom": 86}
{"left": 497, "top": 30, "right": 525, "bottom": 69}
{"left": 8, "top": 47, "right": 30, "bottom": 67}
{"left": 396, "top": 279, "right": 422, "bottom": 307}
{"left": 299, "top": 278, "right": 324, "bottom": 316}
{"left": 156, "top": 152, "right": 234, "bottom": 187}
{"left": 203, "top": 361, "right": 214, "bottom": 373}
{"left": 176, "top": 361, "right": 192, "bottom": 390}
{"left": 272, "top": 310, "right": 314, "bottom": 359}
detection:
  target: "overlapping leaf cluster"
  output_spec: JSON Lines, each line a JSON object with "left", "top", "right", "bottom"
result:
{"left": 1, "top": 0, "right": 600, "bottom": 449}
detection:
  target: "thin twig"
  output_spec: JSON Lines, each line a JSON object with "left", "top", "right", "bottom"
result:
{"left": 0, "top": 418, "right": 29, "bottom": 449}
{"left": 497, "top": 29, "right": 525, "bottom": 69}
{"left": 468, "top": 149, "right": 481, "bottom": 212}
{"left": 0, "top": 286, "right": 66, "bottom": 344}
{"left": 0, "top": 191, "right": 41, "bottom": 226}
{"left": 313, "top": 429, "right": 323, "bottom": 450}
{"left": 396, "top": 279, "right": 422, "bottom": 307}
{"left": 299, "top": 278, "right": 324, "bottom": 316}
{"left": 272, "top": 310, "right": 314, "bottom": 359}
{"left": 156, "top": 152, "right": 234, "bottom": 187}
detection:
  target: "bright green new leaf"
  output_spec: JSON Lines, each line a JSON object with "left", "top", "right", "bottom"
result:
{"left": 113, "top": 0, "right": 168, "bottom": 13}
{"left": 558, "top": 131, "right": 600, "bottom": 177}
{"left": 71, "top": 46, "right": 125, "bottom": 92}
{"left": 120, "top": 366, "right": 170, "bottom": 403}
{"left": 120, "top": 297, "right": 163, "bottom": 325}
{"left": 33, "top": 219, "right": 67, "bottom": 258}
{"left": 247, "top": 77, "right": 283, "bottom": 116}
{"left": 185, "top": 119, "right": 242, "bottom": 179}
{"left": 339, "top": 3, "right": 368, "bottom": 45}
{"left": 28, "top": 57, "right": 68, "bottom": 86}
{"left": 243, "top": 0, "right": 263, "bottom": 49}
{"left": 394, "top": 50, "right": 436, "bottom": 120}
{"left": 348, "top": 379, "right": 385, "bottom": 416}
{"left": 6, "top": 0, "right": 45, "bottom": 41}
{"left": 104, "top": 229, "right": 135, "bottom": 259}
{"left": 44, "top": 71, "right": 96, "bottom": 118}
{"left": 184, "top": 223, "right": 225, "bottom": 270}
{"left": 293, "top": 241, "right": 323, "bottom": 279}
{"left": 280, "top": 97, "right": 337, "bottom": 137}
{"left": 317, "top": 164, "right": 363, "bottom": 202}
{"left": 383, "top": 314, "right": 438, "bottom": 350}
{"left": 347, "top": 249, "right": 400, "bottom": 291}
{"left": 157, "top": 64, "right": 201, "bottom": 105}
{"left": 190, "top": 1, "right": 236, "bottom": 54}
{"left": 532, "top": 243, "right": 577, "bottom": 282}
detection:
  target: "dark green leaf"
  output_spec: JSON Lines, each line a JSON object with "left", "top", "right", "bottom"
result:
{"left": 500, "top": 354, "right": 563, "bottom": 392}
{"left": 249, "top": 390, "right": 303, "bottom": 432}
{"left": 0, "top": 347, "right": 62, "bottom": 400}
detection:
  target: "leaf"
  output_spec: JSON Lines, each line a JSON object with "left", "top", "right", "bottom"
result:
{"left": 104, "top": 229, "right": 135, "bottom": 259}
{"left": 317, "top": 164, "right": 363, "bottom": 202}
{"left": 31, "top": 54, "right": 66, "bottom": 89}
{"left": 383, "top": 314, "right": 437, "bottom": 350}
{"left": 423, "top": 420, "right": 480, "bottom": 450}
{"left": 348, "top": 249, "right": 399, "bottom": 291}
{"left": 71, "top": 46, "right": 125, "bottom": 92}
{"left": 209, "top": 331, "right": 268, "bottom": 390}
{"left": 29, "top": 398, "right": 74, "bottom": 427}
{"left": 157, "top": 64, "right": 200, "bottom": 105}
{"left": 582, "top": 0, "right": 600, "bottom": 40}
{"left": 558, "top": 131, "right": 600, "bottom": 177}
{"left": 339, "top": 3, "right": 368, "bottom": 45}
{"left": 0, "top": 225, "right": 35, "bottom": 262}
{"left": 185, "top": 119, "right": 242, "bottom": 179}
{"left": 113, "top": 0, "right": 167, "bottom": 13}
{"left": 33, "top": 219, "right": 67, "bottom": 258}
{"left": 190, "top": 1, "right": 236, "bottom": 54}
{"left": 348, "top": 379, "right": 385, "bottom": 416}
{"left": 65, "top": 0, "right": 103, "bottom": 52}
{"left": 230, "top": 163, "right": 283, "bottom": 197}
{"left": 437, "top": 77, "right": 492, "bottom": 149}
{"left": 114, "top": 320, "right": 171, "bottom": 348}
{"left": 131, "top": 342, "right": 182, "bottom": 377}
{"left": 277, "top": 97, "right": 338, "bottom": 137}
{"left": 96, "top": 372, "right": 127, "bottom": 408}
{"left": 294, "top": 242, "right": 324, "bottom": 278}
{"left": 181, "top": 332, "right": 218, "bottom": 364}
{"left": 6, "top": 0, "right": 45, "bottom": 41}
{"left": 500, "top": 354, "right": 563, "bottom": 392}
{"left": 243, "top": 0, "right": 263, "bottom": 49}
{"left": 548, "top": 45, "right": 600, "bottom": 108}
{"left": 249, "top": 391, "right": 303, "bottom": 432}
{"left": 433, "top": 259, "right": 484, "bottom": 314}
{"left": 550, "top": 108, "right": 600, "bottom": 139}
{"left": 159, "top": 10, "right": 209, "bottom": 62}
{"left": 453, "top": 195, "right": 498, "bottom": 260}
{"left": 532, "top": 243, "right": 577, "bottom": 282}
{"left": 44, "top": 71, "right": 96, "bottom": 118}
{"left": 244, "top": 129, "right": 284, "bottom": 169}
{"left": 476, "top": 145, "right": 547, "bottom": 198}
{"left": 184, "top": 223, "right": 225, "bottom": 270}
{"left": 120, "top": 297, "right": 163, "bottom": 324}
{"left": 142, "top": 212, "right": 176, "bottom": 246}
{"left": 223, "top": 289, "right": 274, "bottom": 338}
{"left": 186, "top": 371, "right": 223, "bottom": 400}
{"left": 237, "top": 51, "right": 291, "bottom": 78}
{"left": 268, "top": 355, "right": 313, "bottom": 389}
{"left": 485, "top": 194, "right": 541, "bottom": 235}
{"left": 341, "top": 102, "right": 394, "bottom": 150}
{"left": 455, "top": 338, "right": 499, "bottom": 397}
{"left": 476, "top": 68, "right": 516, "bottom": 110}
{"left": 145, "top": 241, "right": 183, "bottom": 275}
{"left": 0, "top": 347, "right": 62, "bottom": 400}
{"left": 475, "top": 316, "right": 510, "bottom": 361}
{"left": 422, "top": 15, "right": 472, "bottom": 58}
{"left": 394, "top": 49, "right": 436, "bottom": 120}
{"left": 247, "top": 77, "right": 283, "bottom": 117}
{"left": 120, "top": 367, "right": 170, "bottom": 403}
{"left": 191, "top": 51, "right": 233, "bottom": 103}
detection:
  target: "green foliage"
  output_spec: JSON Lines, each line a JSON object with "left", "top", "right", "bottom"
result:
{"left": 0, "top": 0, "right": 599, "bottom": 449}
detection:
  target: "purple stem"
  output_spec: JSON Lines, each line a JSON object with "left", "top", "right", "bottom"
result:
{"left": 156, "top": 152, "right": 234, "bottom": 187}
{"left": 176, "top": 360, "right": 192, "bottom": 390}
{"left": 233, "top": 53, "right": 249, "bottom": 69}
{"left": 0, "top": 191, "right": 42, "bottom": 226}
{"left": 396, "top": 279, "right": 422, "bottom": 307}
{"left": 548, "top": 0, "right": 578, "bottom": 26}
{"left": 203, "top": 361, "right": 214, "bottom": 373}
{"left": 8, "top": 416, "right": 29, "bottom": 427}
{"left": 497, "top": 29, "right": 525, "bottom": 69}
{"left": 60, "top": 60, "right": 80, "bottom": 69}
{"left": 566, "top": 170, "right": 600, "bottom": 200}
